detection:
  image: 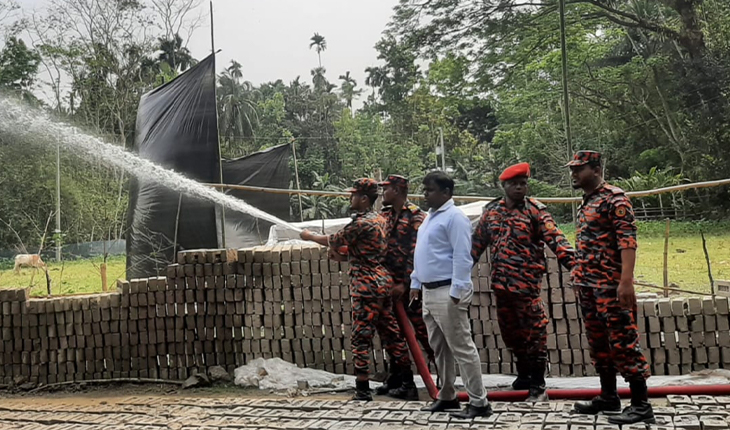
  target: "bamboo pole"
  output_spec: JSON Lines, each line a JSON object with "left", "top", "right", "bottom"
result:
{"left": 663, "top": 218, "right": 670, "bottom": 297}
{"left": 205, "top": 177, "right": 730, "bottom": 204}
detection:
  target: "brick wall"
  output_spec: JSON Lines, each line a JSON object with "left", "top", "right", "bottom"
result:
{"left": 1, "top": 245, "right": 728, "bottom": 386}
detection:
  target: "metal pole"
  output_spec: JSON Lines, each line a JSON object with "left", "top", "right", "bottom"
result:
{"left": 558, "top": 0, "right": 576, "bottom": 222}
{"left": 291, "top": 142, "right": 304, "bottom": 222}
{"left": 210, "top": 0, "right": 227, "bottom": 247}
{"left": 438, "top": 127, "right": 445, "bottom": 170}
{"left": 55, "top": 136, "right": 61, "bottom": 262}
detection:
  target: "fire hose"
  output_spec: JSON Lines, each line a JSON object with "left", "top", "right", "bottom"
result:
{"left": 393, "top": 301, "right": 730, "bottom": 402}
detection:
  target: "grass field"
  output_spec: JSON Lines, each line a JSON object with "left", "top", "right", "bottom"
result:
{"left": 0, "top": 256, "right": 127, "bottom": 297}
{"left": 0, "top": 221, "right": 728, "bottom": 296}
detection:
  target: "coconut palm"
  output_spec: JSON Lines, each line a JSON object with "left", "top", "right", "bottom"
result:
{"left": 217, "top": 60, "right": 259, "bottom": 155}
{"left": 309, "top": 33, "right": 327, "bottom": 68}
{"left": 338, "top": 71, "right": 362, "bottom": 111}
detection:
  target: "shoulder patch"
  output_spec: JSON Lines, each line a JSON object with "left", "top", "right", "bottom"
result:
{"left": 483, "top": 199, "right": 500, "bottom": 213}
{"left": 406, "top": 203, "right": 421, "bottom": 214}
{"left": 614, "top": 206, "right": 628, "bottom": 218}
{"left": 604, "top": 183, "right": 626, "bottom": 196}
{"left": 544, "top": 220, "right": 557, "bottom": 231}
{"left": 527, "top": 198, "right": 547, "bottom": 210}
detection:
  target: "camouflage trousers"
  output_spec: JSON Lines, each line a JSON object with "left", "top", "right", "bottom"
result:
{"left": 495, "top": 289, "right": 549, "bottom": 364}
{"left": 401, "top": 289, "right": 435, "bottom": 362}
{"left": 578, "top": 286, "right": 650, "bottom": 381}
{"left": 351, "top": 295, "right": 411, "bottom": 375}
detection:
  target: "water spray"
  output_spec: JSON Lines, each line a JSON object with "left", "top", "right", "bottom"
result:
{"left": 0, "top": 96, "right": 302, "bottom": 234}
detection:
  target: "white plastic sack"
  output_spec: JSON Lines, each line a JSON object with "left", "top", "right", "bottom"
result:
{"left": 234, "top": 357, "right": 354, "bottom": 391}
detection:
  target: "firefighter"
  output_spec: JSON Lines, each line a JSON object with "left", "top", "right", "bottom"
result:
{"left": 471, "top": 162, "right": 575, "bottom": 402}
{"left": 567, "top": 151, "right": 655, "bottom": 425}
{"left": 300, "top": 178, "right": 414, "bottom": 401}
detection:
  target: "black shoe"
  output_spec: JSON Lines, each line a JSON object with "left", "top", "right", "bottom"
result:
{"left": 572, "top": 395, "right": 622, "bottom": 415}
{"left": 352, "top": 380, "right": 372, "bottom": 402}
{"left": 607, "top": 402, "right": 656, "bottom": 425}
{"left": 512, "top": 358, "right": 531, "bottom": 390}
{"left": 526, "top": 360, "right": 547, "bottom": 401}
{"left": 450, "top": 403, "right": 493, "bottom": 419}
{"left": 421, "top": 399, "right": 461, "bottom": 412}
{"left": 387, "top": 383, "right": 418, "bottom": 401}
{"left": 375, "top": 362, "right": 402, "bottom": 395}
{"left": 511, "top": 376, "right": 531, "bottom": 390}
{"left": 526, "top": 387, "right": 549, "bottom": 402}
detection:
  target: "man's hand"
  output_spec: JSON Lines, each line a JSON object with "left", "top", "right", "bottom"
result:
{"left": 392, "top": 283, "right": 406, "bottom": 299}
{"left": 617, "top": 278, "right": 636, "bottom": 310}
{"left": 300, "top": 230, "right": 313, "bottom": 241}
{"left": 451, "top": 296, "right": 460, "bottom": 305}
{"left": 409, "top": 289, "right": 420, "bottom": 303}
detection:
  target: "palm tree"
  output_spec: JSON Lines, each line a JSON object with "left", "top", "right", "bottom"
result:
{"left": 311, "top": 67, "right": 329, "bottom": 92}
{"left": 157, "top": 34, "right": 195, "bottom": 72}
{"left": 217, "top": 60, "right": 259, "bottom": 155}
{"left": 338, "top": 71, "right": 362, "bottom": 112}
{"left": 309, "top": 33, "right": 327, "bottom": 68}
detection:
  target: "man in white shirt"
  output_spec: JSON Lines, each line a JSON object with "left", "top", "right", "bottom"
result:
{"left": 410, "top": 171, "right": 492, "bottom": 419}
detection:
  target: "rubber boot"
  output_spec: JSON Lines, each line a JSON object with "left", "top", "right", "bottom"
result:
{"left": 375, "top": 362, "right": 401, "bottom": 395}
{"left": 387, "top": 367, "right": 418, "bottom": 400}
{"left": 353, "top": 379, "right": 373, "bottom": 401}
{"left": 511, "top": 358, "right": 530, "bottom": 390}
{"left": 525, "top": 361, "right": 548, "bottom": 402}
{"left": 608, "top": 379, "right": 655, "bottom": 425}
{"left": 572, "top": 372, "right": 621, "bottom": 414}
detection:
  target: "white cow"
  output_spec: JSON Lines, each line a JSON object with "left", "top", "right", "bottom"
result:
{"left": 13, "top": 254, "right": 46, "bottom": 274}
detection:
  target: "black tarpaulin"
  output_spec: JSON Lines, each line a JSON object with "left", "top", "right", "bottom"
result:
{"left": 126, "top": 54, "right": 220, "bottom": 279}
{"left": 221, "top": 143, "right": 292, "bottom": 248}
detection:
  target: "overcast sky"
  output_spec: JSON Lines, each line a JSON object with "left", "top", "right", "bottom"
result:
{"left": 14, "top": 0, "right": 399, "bottom": 104}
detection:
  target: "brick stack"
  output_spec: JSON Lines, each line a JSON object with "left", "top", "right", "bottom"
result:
{"left": 1, "top": 244, "right": 729, "bottom": 386}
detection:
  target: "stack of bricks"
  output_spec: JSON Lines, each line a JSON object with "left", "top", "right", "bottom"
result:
{"left": 637, "top": 294, "right": 730, "bottom": 376}
{"left": 1, "top": 244, "right": 730, "bottom": 386}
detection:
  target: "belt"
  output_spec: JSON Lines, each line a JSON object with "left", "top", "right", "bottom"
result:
{"left": 422, "top": 279, "right": 451, "bottom": 289}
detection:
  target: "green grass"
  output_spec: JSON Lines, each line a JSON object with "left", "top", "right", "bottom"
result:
{"left": 0, "top": 221, "right": 727, "bottom": 296}
{"left": 558, "top": 220, "right": 730, "bottom": 294}
{"left": 0, "top": 255, "right": 127, "bottom": 297}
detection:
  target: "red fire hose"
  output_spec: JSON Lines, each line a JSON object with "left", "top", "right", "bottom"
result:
{"left": 393, "top": 301, "right": 730, "bottom": 402}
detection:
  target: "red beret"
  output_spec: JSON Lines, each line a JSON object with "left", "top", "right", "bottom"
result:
{"left": 499, "top": 162, "right": 531, "bottom": 182}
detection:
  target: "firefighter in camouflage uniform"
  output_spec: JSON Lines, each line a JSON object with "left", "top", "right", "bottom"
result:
{"left": 471, "top": 162, "right": 575, "bottom": 402}
{"left": 375, "top": 174, "right": 433, "bottom": 400}
{"left": 568, "top": 151, "right": 655, "bottom": 425}
{"left": 300, "top": 178, "right": 414, "bottom": 401}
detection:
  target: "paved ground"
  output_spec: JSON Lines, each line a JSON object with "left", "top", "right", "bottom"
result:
{"left": 1, "top": 394, "right": 730, "bottom": 429}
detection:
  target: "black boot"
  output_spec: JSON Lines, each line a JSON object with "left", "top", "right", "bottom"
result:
{"left": 353, "top": 379, "right": 372, "bottom": 401}
{"left": 375, "top": 362, "right": 401, "bottom": 395}
{"left": 526, "top": 361, "right": 548, "bottom": 402}
{"left": 608, "top": 379, "right": 655, "bottom": 425}
{"left": 387, "top": 367, "right": 418, "bottom": 400}
{"left": 511, "top": 358, "right": 530, "bottom": 390}
{"left": 573, "top": 372, "right": 621, "bottom": 415}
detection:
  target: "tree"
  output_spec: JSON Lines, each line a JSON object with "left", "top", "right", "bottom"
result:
{"left": 0, "top": 36, "right": 41, "bottom": 103}
{"left": 156, "top": 33, "right": 196, "bottom": 72}
{"left": 338, "top": 71, "right": 362, "bottom": 111}
{"left": 309, "top": 32, "right": 327, "bottom": 67}
{"left": 218, "top": 60, "right": 259, "bottom": 157}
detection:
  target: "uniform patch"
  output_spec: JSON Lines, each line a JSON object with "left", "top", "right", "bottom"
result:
{"left": 545, "top": 221, "right": 556, "bottom": 231}
{"left": 615, "top": 207, "right": 627, "bottom": 218}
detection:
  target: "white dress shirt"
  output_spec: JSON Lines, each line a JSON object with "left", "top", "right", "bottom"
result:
{"left": 410, "top": 199, "right": 474, "bottom": 299}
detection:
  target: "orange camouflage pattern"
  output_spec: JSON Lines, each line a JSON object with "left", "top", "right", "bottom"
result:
{"left": 329, "top": 210, "right": 411, "bottom": 374}
{"left": 329, "top": 211, "right": 391, "bottom": 298}
{"left": 578, "top": 286, "right": 650, "bottom": 380}
{"left": 351, "top": 295, "right": 411, "bottom": 373}
{"left": 381, "top": 201, "right": 433, "bottom": 361}
{"left": 381, "top": 201, "right": 426, "bottom": 286}
{"left": 572, "top": 182, "right": 638, "bottom": 289}
{"left": 471, "top": 198, "right": 575, "bottom": 297}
